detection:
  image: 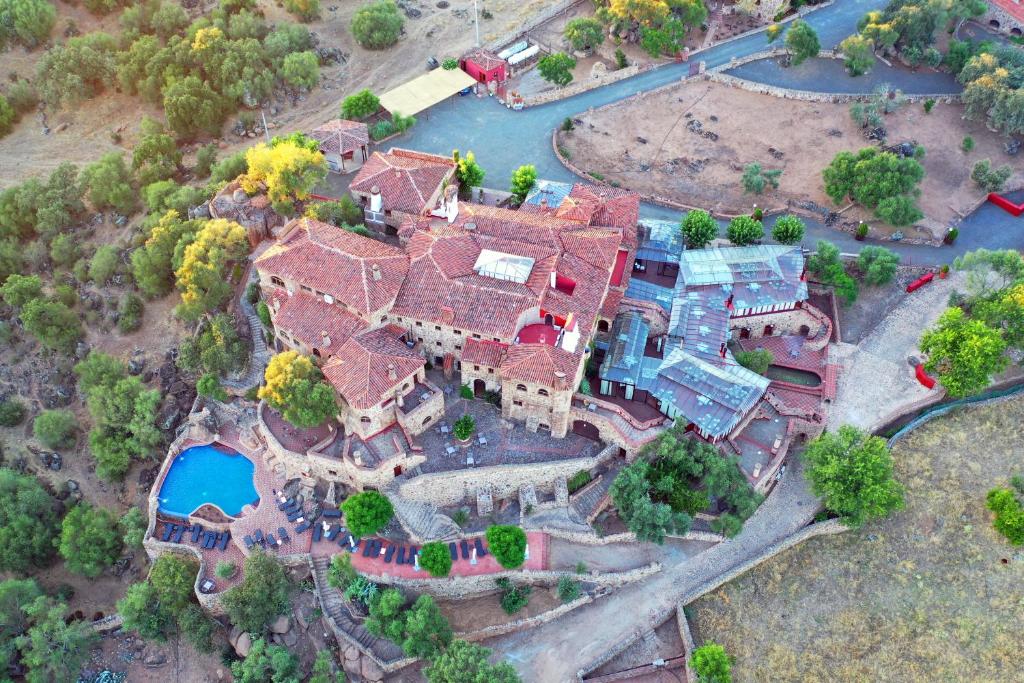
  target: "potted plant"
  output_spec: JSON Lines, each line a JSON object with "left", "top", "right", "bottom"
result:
{"left": 855, "top": 223, "right": 869, "bottom": 241}
{"left": 215, "top": 560, "right": 237, "bottom": 580}
{"left": 752, "top": 207, "right": 764, "bottom": 221}
{"left": 944, "top": 228, "right": 959, "bottom": 245}
{"left": 939, "top": 264, "right": 950, "bottom": 279}
{"left": 452, "top": 414, "right": 475, "bottom": 443}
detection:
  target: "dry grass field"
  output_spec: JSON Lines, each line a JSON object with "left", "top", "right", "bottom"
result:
{"left": 690, "top": 396, "right": 1024, "bottom": 682}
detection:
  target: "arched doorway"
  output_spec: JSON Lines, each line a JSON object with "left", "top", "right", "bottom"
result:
{"left": 989, "top": 19, "right": 1000, "bottom": 28}
{"left": 799, "top": 324, "right": 810, "bottom": 336}
{"left": 544, "top": 313, "right": 554, "bottom": 326}
{"left": 763, "top": 324, "right": 774, "bottom": 336}
{"left": 597, "top": 319, "right": 609, "bottom": 333}
{"left": 473, "top": 378, "right": 486, "bottom": 396}
{"left": 1012, "top": 27, "right": 1022, "bottom": 36}
{"left": 572, "top": 420, "right": 600, "bottom": 441}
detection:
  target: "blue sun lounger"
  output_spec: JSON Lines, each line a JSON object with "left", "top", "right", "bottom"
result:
{"left": 406, "top": 546, "right": 419, "bottom": 565}
{"left": 277, "top": 497, "right": 294, "bottom": 511}
{"left": 383, "top": 545, "right": 395, "bottom": 563}
{"left": 244, "top": 535, "right": 254, "bottom": 549}
{"left": 171, "top": 525, "right": 186, "bottom": 543}
{"left": 460, "top": 539, "right": 470, "bottom": 559}
{"left": 266, "top": 533, "right": 277, "bottom": 548}
{"left": 190, "top": 524, "right": 203, "bottom": 543}
{"left": 203, "top": 531, "right": 216, "bottom": 548}
{"left": 449, "top": 542, "right": 458, "bottom": 560}
{"left": 277, "top": 527, "right": 290, "bottom": 544}
{"left": 161, "top": 524, "right": 174, "bottom": 542}
{"left": 218, "top": 532, "right": 230, "bottom": 551}
{"left": 321, "top": 508, "right": 342, "bottom": 518}
{"left": 396, "top": 546, "right": 406, "bottom": 564}
{"left": 287, "top": 509, "right": 303, "bottom": 522}
{"left": 324, "top": 524, "right": 340, "bottom": 541}
{"left": 312, "top": 525, "right": 323, "bottom": 542}
{"left": 253, "top": 529, "right": 264, "bottom": 545}
{"left": 474, "top": 537, "right": 488, "bottom": 556}
{"left": 295, "top": 520, "right": 311, "bottom": 533}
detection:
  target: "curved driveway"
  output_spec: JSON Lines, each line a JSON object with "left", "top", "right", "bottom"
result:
{"left": 387, "top": 0, "right": 1023, "bottom": 265}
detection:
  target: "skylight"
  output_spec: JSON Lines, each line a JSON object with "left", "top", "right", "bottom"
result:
{"left": 473, "top": 249, "right": 535, "bottom": 284}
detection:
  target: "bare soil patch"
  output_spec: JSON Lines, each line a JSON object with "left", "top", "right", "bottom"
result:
{"left": 438, "top": 585, "right": 566, "bottom": 634}
{"left": 559, "top": 79, "right": 1021, "bottom": 239}
{"left": 690, "top": 396, "right": 1024, "bottom": 682}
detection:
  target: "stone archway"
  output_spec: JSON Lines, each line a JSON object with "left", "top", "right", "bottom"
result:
{"left": 989, "top": 18, "right": 1000, "bottom": 29}
{"left": 473, "top": 378, "right": 486, "bottom": 396}
{"left": 572, "top": 420, "right": 601, "bottom": 441}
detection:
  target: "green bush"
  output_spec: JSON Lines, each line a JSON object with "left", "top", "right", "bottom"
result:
{"left": 987, "top": 487, "right": 1024, "bottom": 545}
{"left": 735, "top": 348, "right": 773, "bottom": 375}
{"left": 857, "top": 245, "right": 900, "bottom": 286}
{"left": 726, "top": 216, "right": 764, "bottom": 246}
{"left": 370, "top": 119, "right": 395, "bottom": 140}
{"left": 350, "top": 1, "right": 403, "bottom": 50}
{"left": 567, "top": 470, "right": 592, "bottom": 494}
{"left": 452, "top": 414, "right": 475, "bottom": 441}
{"left": 496, "top": 578, "right": 531, "bottom": 614}
{"left": 961, "top": 136, "right": 974, "bottom": 153}
{"left": 0, "top": 398, "right": 26, "bottom": 427}
{"left": 117, "top": 293, "right": 144, "bottom": 333}
{"left": 89, "top": 245, "right": 121, "bottom": 284}
{"left": 771, "top": 214, "right": 805, "bottom": 245}
{"left": 0, "top": 95, "right": 15, "bottom": 138}
{"left": 283, "top": 0, "right": 318, "bottom": 21}
{"left": 459, "top": 384, "right": 473, "bottom": 399}
{"left": 556, "top": 575, "right": 580, "bottom": 603}
{"left": 256, "top": 300, "right": 272, "bottom": 327}
{"left": 210, "top": 151, "right": 248, "bottom": 184}
{"left": 0, "top": 0, "right": 56, "bottom": 49}
{"left": 215, "top": 560, "right": 237, "bottom": 579}
{"left": 197, "top": 373, "right": 228, "bottom": 401}
{"left": 418, "top": 541, "right": 452, "bottom": 577}
{"left": 33, "top": 409, "right": 76, "bottom": 448}
{"left": 485, "top": 525, "right": 527, "bottom": 569}
{"left": 340, "top": 88, "right": 380, "bottom": 120}
{"left": 341, "top": 490, "right": 394, "bottom": 538}
{"left": 441, "top": 57, "right": 458, "bottom": 70}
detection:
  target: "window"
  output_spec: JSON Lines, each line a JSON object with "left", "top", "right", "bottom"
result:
{"left": 493, "top": 337, "right": 500, "bottom": 342}
{"left": 455, "top": 345, "right": 462, "bottom": 351}
{"left": 415, "top": 321, "right": 423, "bottom": 327}
{"left": 360, "top": 417, "right": 371, "bottom": 423}
{"left": 381, "top": 316, "right": 387, "bottom": 323}
{"left": 454, "top": 329, "right": 462, "bottom": 335}
{"left": 328, "top": 470, "right": 337, "bottom": 476}
{"left": 472, "top": 333, "right": 481, "bottom": 339}
{"left": 270, "top": 276, "right": 284, "bottom": 287}
{"left": 403, "top": 383, "right": 410, "bottom": 390}
{"left": 474, "top": 365, "right": 480, "bottom": 371}
{"left": 435, "top": 341, "right": 442, "bottom": 347}
{"left": 434, "top": 325, "right": 441, "bottom": 331}
{"left": 417, "top": 337, "right": 423, "bottom": 342}
{"left": 422, "top": 415, "right": 432, "bottom": 425}
{"left": 301, "top": 285, "right": 312, "bottom": 292}
{"left": 488, "top": 368, "right": 494, "bottom": 374}
{"left": 538, "top": 388, "right": 549, "bottom": 396}
{"left": 517, "top": 384, "right": 527, "bottom": 392}
{"left": 382, "top": 397, "right": 394, "bottom": 408}
{"left": 513, "top": 400, "right": 523, "bottom": 406}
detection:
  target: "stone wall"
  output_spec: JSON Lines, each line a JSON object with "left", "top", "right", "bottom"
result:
{"left": 728, "top": 304, "right": 832, "bottom": 350}
{"left": 982, "top": 4, "right": 1024, "bottom": 34}
{"left": 395, "top": 445, "right": 620, "bottom": 507}
{"left": 502, "top": 373, "right": 578, "bottom": 438}
{"left": 521, "top": 63, "right": 658, "bottom": 109}
{"left": 704, "top": 68, "right": 962, "bottom": 105}
{"left": 484, "top": 0, "right": 587, "bottom": 52}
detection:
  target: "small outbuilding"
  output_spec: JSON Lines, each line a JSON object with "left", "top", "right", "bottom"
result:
{"left": 460, "top": 48, "right": 507, "bottom": 84}
{"left": 309, "top": 119, "right": 370, "bottom": 174}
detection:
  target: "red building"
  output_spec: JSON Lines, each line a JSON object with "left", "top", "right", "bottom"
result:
{"left": 460, "top": 49, "right": 507, "bottom": 84}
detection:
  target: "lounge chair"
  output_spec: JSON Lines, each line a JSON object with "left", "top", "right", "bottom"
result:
{"left": 321, "top": 508, "right": 342, "bottom": 518}
{"left": 171, "top": 525, "right": 186, "bottom": 543}
{"left": 396, "top": 546, "right": 406, "bottom": 564}
{"left": 277, "top": 527, "right": 290, "bottom": 544}
{"left": 286, "top": 509, "right": 303, "bottom": 522}
{"left": 277, "top": 497, "right": 295, "bottom": 511}
{"left": 449, "top": 542, "right": 458, "bottom": 560}
{"left": 161, "top": 524, "right": 174, "bottom": 542}
{"left": 460, "top": 539, "right": 470, "bottom": 559}
{"left": 474, "top": 537, "right": 488, "bottom": 557}
{"left": 244, "top": 535, "right": 254, "bottom": 549}
{"left": 253, "top": 529, "right": 264, "bottom": 545}
{"left": 190, "top": 525, "right": 203, "bottom": 543}
{"left": 362, "top": 539, "right": 378, "bottom": 557}
{"left": 218, "top": 533, "right": 230, "bottom": 551}
{"left": 312, "top": 525, "right": 323, "bottom": 542}
{"left": 203, "top": 531, "right": 216, "bottom": 549}
{"left": 325, "top": 524, "right": 340, "bottom": 541}
{"left": 266, "top": 533, "right": 277, "bottom": 548}
{"left": 383, "top": 545, "right": 395, "bottom": 563}
{"left": 295, "top": 520, "right": 311, "bottom": 533}
{"left": 407, "top": 546, "right": 419, "bottom": 565}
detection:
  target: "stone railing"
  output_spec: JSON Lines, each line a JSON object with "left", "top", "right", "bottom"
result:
{"left": 459, "top": 593, "right": 595, "bottom": 642}
{"left": 483, "top": 0, "right": 587, "bottom": 52}
{"left": 705, "top": 69, "right": 962, "bottom": 105}
{"left": 575, "top": 395, "right": 667, "bottom": 431}
{"left": 520, "top": 63, "right": 657, "bottom": 108}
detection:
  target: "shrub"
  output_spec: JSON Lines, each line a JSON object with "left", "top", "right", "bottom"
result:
{"left": 681, "top": 209, "right": 718, "bottom": 249}
{"left": 615, "top": 48, "right": 628, "bottom": 69}
{"left": 486, "top": 525, "right": 527, "bottom": 569}
{"left": 350, "top": 0, "right": 403, "bottom": 50}
{"left": 740, "top": 162, "right": 781, "bottom": 194}
{"left": 419, "top": 541, "right": 452, "bottom": 577}
{"left": 340, "top": 89, "right": 380, "bottom": 120}
{"left": 58, "top": 502, "right": 123, "bottom": 577}
{"left": 735, "top": 348, "right": 773, "bottom": 375}
{"left": 857, "top": 245, "right": 900, "bottom": 286}
{"left": 986, "top": 487, "right": 1024, "bottom": 545}
{"left": 0, "top": 398, "right": 26, "bottom": 427}
{"left": 194, "top": 144, "right": 218, "bottom": 178}
{"left": 81, "top": 152, "right": 136, "bottom": 215}
{"left": 117, "top": 293, "right": 144, "bottom": 333}
{"left": 210, "top": 151, "right": 248, "bottom": 184}
{"left": 197, "top": 373, "right": 228, "bottom": 401}
{"left": 459, "top": 384, "right": 473, "bottom": 399}
{"left": 495, "top": 577, "right": 531, "bottom": 614}
{"left": 327, "top": 553, "right": 357, "bottom": 590}
{"left": 281, "top": 50, "right": 320, "bottom": 89}
{"left": 256, "top": 300, "right": 272, "bottom": 327}
{"left": 370, "top": 119, "right": 395, "bottom": 140}
{"left": 222, "top": 551, "right": 291, "bottom": 633}
{"left": 567, "top": 470, "right": 592, "bottom": 494}
{"left": 537, "top": 52, "right": 576, "bottom": 86}
{"left": 36, "top": 32, "right": 118, "bottom": 108}
{"left": 556, "top": 575, "right": 580, "bottom": 603}
{"left": 441, "top": 57, "right": 457, "bottom": 70}
{"left": 690, "top": 643, "right": 733, "bottom": 683}
{"left": 341, "top": 490, "right": 394, "bottom": 538}
{"left": 452, "top": 414, "right": 475, "bottom": 441}
{"left": 923, "top": 98, "right": 935, "bottom": 113}
{"left": 0, "top": 96, "right": 14, "bottom": 138}
{"left": 771, "top": 214, "right": 805, "bottom": 245}
{"left": 961, "top": 136, "right": 974, "bottom": 152}
{"left": 971, "top": 159, "right": 1013, "bottom": 193}
{"left": 215, "top": 560, "right": 237, "bottom": 579}
{"left": 726, "top": 216, "right": 764, "bottom": 246}
{"left": 283, "top": 0, "right": 318, "bottom": 21}
{"left": 33, "top": 409, "right": 76, "bottom": 448}
{"left": 21, "top": 298, "right": 83, "bottom": 353}
{"left": 89, "top": 245, "right": 121, "bottom": 284}
{"left": 0, "top": 0, "right": 56, "bottom": 49}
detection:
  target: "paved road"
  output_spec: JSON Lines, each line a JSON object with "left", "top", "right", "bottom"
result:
{"left": 488, "top": 456, "right": 821, "bottom": 682}
{"left": 382, "top": 0, "right": 1024, "bottom": 265}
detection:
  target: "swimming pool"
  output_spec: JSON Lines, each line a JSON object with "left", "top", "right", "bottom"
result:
{"left": 158, "top": 444, "right": 259, "bottom": 517}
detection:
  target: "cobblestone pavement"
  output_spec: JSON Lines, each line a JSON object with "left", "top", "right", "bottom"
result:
{"left": 488, "top": 456, "right": 820, "bottom": 682}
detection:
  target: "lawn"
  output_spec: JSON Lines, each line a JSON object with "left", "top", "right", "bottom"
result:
{"left": 690, "top": 396, "right": 1024, "bottom": 682}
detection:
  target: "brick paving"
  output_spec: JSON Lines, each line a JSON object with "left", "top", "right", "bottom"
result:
{"left": 261, "top": 403, "right": 337, "bottom": 453}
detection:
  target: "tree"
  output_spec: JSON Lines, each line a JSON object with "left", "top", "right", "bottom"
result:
{"left": 327, "top": 553, "right": 357, "bottom": 591}
{"left": 1, "top": 273, "right": 42, "bottom": 308}
{"left": 74, "top": 351, "right": 128, "bottom": 395}
{"left": 839, "top": 34, "right": 875, "bottom": 76}
{"left": 640, "top": 18, "right": 689, "bottom": 58}
{"left": 341, "top": 490, "right": 394, "bottom": 538}
{"left": 485, "top": 525, "right": 527, "bottom": 569}
{"left": 365, "top": 587, "right": 406, "bottom": 642}
{"left": 164, "top": 75, "right": 230, "bottom": 139}
{"left": 283, "top": 0, "right": 318, "bottom": 21}
{"left": 175, "top": 313, "right": 243, "bottom": 373}
{"left": 194, "top": 143, "right": 218, "bottom": 178}
{"left": 734, "top": 348, "right": 773, "bottom": 375}
{"left": 920, "top": 306, "right": 1008, "bottom": 397}
{"left": 33, "top": 409, "right": 76, "bottom": 449}
{"left": 306, "top": 196, "right": 366, "bottom": 227}
{"left": 243, "top": 141, "right": 327, "bottom": 207}
{"left": 90, "top": 244, "right": 121, "bottom": 283}
{"left": 81, "top": 152, "right": 136, "bottom": 215}
{"left": 822, "top": 147, "right": 924, "bottom": 224}
{"left": 565, "top": 17, "right": 604, "bottom": 51}
{"left": 537, "top": 52, "right": 576, "bottom": 86}
{"left": 804, "top": 425, "right": 905, "bottom": 528}
{"left": 49, "top": 233, "right": 79, "bottom": 267}
{"left": 310, "top": 650, "right": 346, "bottom": 683}
{"left": 419, "top": 541, "right": 452, "bottom": 577}
{"left": 0, "top": 469, "right": 58, "bottom": 572}
{"left": 0, "top": 578, "right": 42, "bottom": 674}
{"left": 174, "top": 218, "right": 249, "bottom": 320}
{"left": 785, "top": 20, "right": 820, "bottom": 66}
{"left": 740, "top": 162, "right": 781, "bottom": 194}
{"left": 281, "top": 50, "right": 320, "bottom": 89}
{"left": 453, "top": 149, "right": 485, "bottom": 193}
{"left": 142, "top": 180, "right": 204, "bottom": 217}
{"left": 681, "top": 209, "right": 718, "bottom": 249}
{"left": 197, "top": 373, "right": 228, "bottom": 401}
{"left": 401, "top": 595, "right": 452, "bottom": 659}
{"left": 452, "top": 414, "right": 475, "bottom": 441}
{"left": 607, "top": 0, "right": 670, "bottom": 27}
{"left": 132, "top": 210, "right": 199, "bottom": 298}
{"left": 231, "top": 637, "right": 299, "bottom": 683}
{"left": 610, "top": 459, "right": 692, "bottom": 544}
{"left": 971, "top": 159, "right": 1013, "bottom": 193}
{"left": 0, "top": 398, "right": 25, "bottom": 427}
{"left": 974, "top": 282, "right": 1024, "bottom": 349}
{"left": 771, "top": 214, "right": 805, "bottom": 245}
{"left": 726, "top": 216, "right": 764, "bottom": 246}
{"left": 424, "top": 639, "right": 521, "bottom": 683}
{"left": 766, "top": 23, "right": 782, "bottom": 42}
{"left": 211, "top": 150, "right": 249, "bottom": 184}
{"left": 690, "top": 642, "right": 733, "bottom": 683}
{"left": 21, "top": 298, "right": 82, "bottom": 353}
{"left": 557, "top": 575, "right": 581, "bottom": 602}
{"left": 0, "top": 95, "right": 15, "bottom": 138}
{"left": 223, "top": 551, "right": 291, "bottom": 633}
{"left": 807, "top": 240, "right": 858, "bottom": 305}
{"left": 857, "top": 245, "right": 900, "bottom": 286}
{"left": 875, "top": 195, "right": 923, "bottom": 227}
{"left": 16, "top": 596, "right": 97, "bottom": 683}
{"left": 0, "top": 0, "right": 56, "bottom": 49}
{"left": 350, "top": 0, "right": 403, "bottom": 49}
{"left": 952, "top": 249, "right": 1024, "bottom": 300}
{"left": 120, "top": 507, "right": 147, "bottom": 547}
{"left": 118, "top": 292, "right": 144, "bottom": 332}
{"left": 258, "top": 351, "right": 338, "bottom": 427}
{"left": 132, "top": 117, "right": 182, "bottom": 186}
{"left": 35, "top": 33, "right": 118, "bottom": 107}
{"left": 509, "top": 164, "right": 538, "bottom": 205}
{"left": 497, "top": 578, "right": 531, "bottom": 614}
{"left": 58, "top": 502, "right": 123, "bottom": 577}
{"left": 986, "top": 487, "right": 1024, "bottom": 545}
{"left": 340, "top": 88, "right": 380, "bottom": 120}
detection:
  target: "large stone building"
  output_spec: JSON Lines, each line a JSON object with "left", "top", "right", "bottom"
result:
{"left": 348, "top": 148, "right": 459, "bottom": 233}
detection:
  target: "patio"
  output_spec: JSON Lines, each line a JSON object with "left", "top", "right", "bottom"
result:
{"left": 261, "top": 403, "right": 337, "bottom": 453}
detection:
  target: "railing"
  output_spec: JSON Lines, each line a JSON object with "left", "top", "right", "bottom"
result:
{"left": 573, "top": 395, "right": 667, "bottom": 431}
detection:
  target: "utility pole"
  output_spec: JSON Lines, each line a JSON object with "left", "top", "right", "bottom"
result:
{"left": 473, "top": 0, "right": 480, "bottom": 47}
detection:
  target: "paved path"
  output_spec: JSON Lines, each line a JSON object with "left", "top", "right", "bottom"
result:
{"left": 378, "top": 0, "right": 1024, "bottom": 265}
{"left": 488, "top": 456, "right": 820, "bottom": 682}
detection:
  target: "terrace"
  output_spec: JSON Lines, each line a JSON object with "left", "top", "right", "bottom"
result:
{"left": 260, "top": 403, "right": 338, "bottom": 453}
{"left": 397, "top": 380, "right": 441, "bottom": 413}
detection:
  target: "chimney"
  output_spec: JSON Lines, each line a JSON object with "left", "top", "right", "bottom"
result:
{"left": 371, "top": 263, "right": 382, "bottom": 281}
{"left": 388, "top": 363, "right": 397, "bottom": 381}
{"left": 540, "top": 197, "right": 548, "bottom": 209}
{"left": 321, "top": 330, "right": 331, "bottom": 348}
{"left": 369, "top": 185, "right": 382, "bottom": 213}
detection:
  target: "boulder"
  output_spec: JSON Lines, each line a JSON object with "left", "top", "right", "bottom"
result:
{"left": 361, "top": 657, "right": 385, "bottom": 682}
{"left": 270, "top": 615, "right": 291, "bottom": 634}
{"left": 143, "top": 651, "right": 167, "bottom": 668}
{"left": 234, "top": 631, "right": 252, "bottom": 658}
{"left": 344, "top": 645, "right": 360, "bottom": 662}
{"left": 283, "top": 629, "right": 298, "bottom": 647}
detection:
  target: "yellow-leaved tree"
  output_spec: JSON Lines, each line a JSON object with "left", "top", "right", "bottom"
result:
{"left": 607, "top": 0, "right": 670, "bottom": 28}
{"left": 258, "top": 351, "right": 337, "bottom": 427}
{"left": 174, "top": 218, "right": 249, "bottom": 321}
{"left": 242, "top": 141, "right": 327, "bottom": 212}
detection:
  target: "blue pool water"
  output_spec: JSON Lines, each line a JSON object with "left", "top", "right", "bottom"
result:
{"left": 158, "top": 444, "right": 259, "bottom": 517}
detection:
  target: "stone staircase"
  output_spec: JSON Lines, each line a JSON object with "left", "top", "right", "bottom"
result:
{"left": 569, "top": 466, "right": 619, "bottom": 524}
{"left": 223, "top": 269, "right": 272, "bottom": 392}
{"left": 309, "top": 556, "right": 406, "bottom": 664}
{"left": 385, "top": 488, "right": 461, "bottom": 542}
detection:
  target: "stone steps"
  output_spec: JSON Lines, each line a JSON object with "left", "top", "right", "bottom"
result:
{"left": 386, "top": 490, "right": 461, "bottom": 542}
{"left": 569, "top": 468, "right": 617, "bottom": 524}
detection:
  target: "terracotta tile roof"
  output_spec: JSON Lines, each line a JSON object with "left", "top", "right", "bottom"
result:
{"left": 566, "top": 184, "right": 640, "bottom": 232}
{"left": 464, "top": 48, "right": 506, "bottom": 71}
{"left": 309, "top": 119, "right": 369, "bottom": 156}
{"left": 499, "top": 344, "right": 580, "bottom": 389}
{"left": 322, "top": 327, "right": 424, "bottom": 410}
{"left": 600, "top": 288, "right": 625, "bottom": 319}
{"left": 269, "top": 288, "right": 367, "bottom": 356}
{"left": 349, "top": 148, "right": 456, "bottom": 215}
{"left": 255, "top": 218, "right": 408, "bottom": 316}
{"left": 462, "top": 338, "right": 508, "bottom": 367}
{"left": 991, "top": 0, "right": 1024, "bottom": 21}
